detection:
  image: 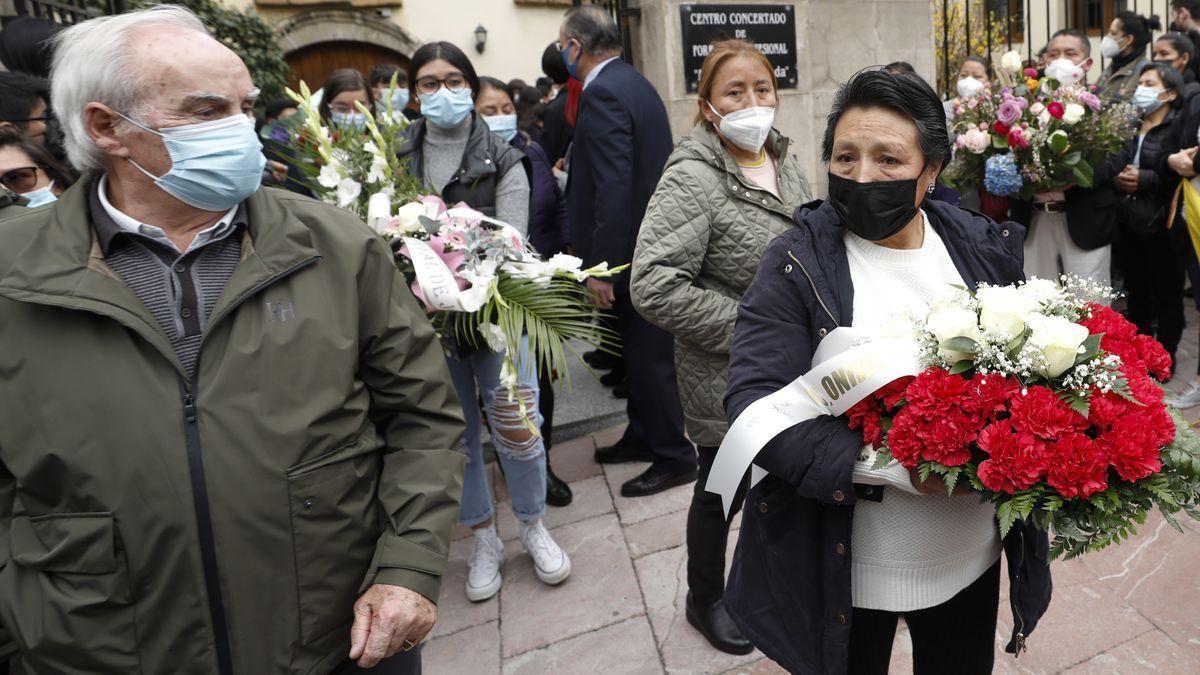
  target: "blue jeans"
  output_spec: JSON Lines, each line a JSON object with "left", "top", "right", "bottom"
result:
{"left": 447, "top": 337, "right": 547, "bottom": 526}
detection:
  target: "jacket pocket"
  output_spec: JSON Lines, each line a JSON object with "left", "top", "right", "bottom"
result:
{"left": 0, "top": 511, "right": 141, "bottom": 671}
{"left": 286, "top": 430, "right": 381, "bottom": 644}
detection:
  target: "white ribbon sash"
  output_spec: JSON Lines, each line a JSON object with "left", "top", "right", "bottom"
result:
{"left": 402, "top": 237, "right": 488, "bottom": 312}
{"left": 706, "top": 327, "right": 924, "bottom": 516}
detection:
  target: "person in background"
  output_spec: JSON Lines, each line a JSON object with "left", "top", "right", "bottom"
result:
{"left": 257, "top": 99, "right": 306, "bottom": 194}
{"left": 0, "top": 16, "right": 61, "bottom": 78}
{"left": 559, "top": 6, "right": 697, "bottom": 496}
{"left": 536, "top": 76, "right": 553, "bottom": 101}
{"left": 319, "top": 68, "right": 375, "bottom": 132}
{"left": 540, "top": 41, "right": 573, "bottom": 164}
{"left": 1, "top": 7, "right": 467, "bottom": 673}
{"left": 1098, "top": 12, "right": 1159, "bottom": 100}
{"left": 1012, "top": 29, "right": 1118, "bottom": 287}
{"left": 1171, "top": 0, "right": 1200, "bottom": 80}
{"left": 0, "top": 72, "right": 51, "bottom": 146}
{"left": 515, "top": 84, "right": 546, "bottom": 143}
{"left": 475, "top": 75, "right": 573, "bottom": 508}
{"left": 0, "top": 128, "right": 75, "bottom": 208}
{"left": 632, "top": 39, "right": 810, "bottom": 655}
{"left": 882, "top": 61, "right": 916, "bottom": 76}
{"left": 1109, "top": 64, "right": 1185, "bottom": 377}
{"left": 945, "top": 56, "right": 992, "bottom": 120}
{"left": 1154, "top": 31, "right": 1198, "bottom": 88}
{"left": 370, "top": 62, "right": 418, "bottom": 121}
{"left": 398, "top": 41, "right": 571, "bottom": 602}
{"left": 507, "top": 78, "right": 529, "bottom": 103}
{"left": 723, "top": 68, "right": 1049, "bottom": 675}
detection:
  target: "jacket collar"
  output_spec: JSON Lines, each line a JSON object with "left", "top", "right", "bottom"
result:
{"left": 0, "top": 174, "right": 319, "bottom": 376}
{"left": 674, "top": 125, "right": 800, "bottom": 211}
{"left": 397, "top": 113, "right": 502, "bottom": 186}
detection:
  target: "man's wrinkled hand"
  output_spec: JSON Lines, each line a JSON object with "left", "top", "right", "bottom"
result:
{"left": 1169, "top": 148, "right": 1198, "bottom": 178}
{"left": 348, "top": 584, "right": 437, "bottom": 668}
{"left": 586, "top": 277, "right": 615, "bottom": 309}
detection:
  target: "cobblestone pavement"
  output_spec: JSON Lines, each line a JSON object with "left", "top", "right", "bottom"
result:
{"left": 425, "top": 306, "right": 1200, "bottom": 674}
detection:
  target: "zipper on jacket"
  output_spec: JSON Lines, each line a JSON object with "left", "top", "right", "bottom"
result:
{"left": 786, "top": 250, "right": 839, "bottom": 326}
{"left": 1011, "top": 528, "right": 1027, "bottom": 655}
{"left": 178, "top": 254, "right": 321, "bottom": 675}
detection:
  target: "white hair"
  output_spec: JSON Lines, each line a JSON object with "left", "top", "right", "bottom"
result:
{"left": 50, "top": 5, "right": 209, "bottom": 172}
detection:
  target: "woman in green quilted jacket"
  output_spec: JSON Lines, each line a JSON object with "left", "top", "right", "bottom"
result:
{"left": 630, "top": 38, "right": 810, "bottom": 657}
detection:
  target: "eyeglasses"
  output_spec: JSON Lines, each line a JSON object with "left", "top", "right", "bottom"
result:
{"left": 0, "top": 166, "right": 42, "bottom": 193}
{"left": 414, "top": 74, "right": 469, "bottom": 95}
{"left": 1, "top": 116, "right": 51, "bottom": 124}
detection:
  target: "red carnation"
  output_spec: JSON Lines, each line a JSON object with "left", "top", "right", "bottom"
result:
{"left": 964, "top": 374, "right": 1022, "bottom": 420}
{"left": 1007, "top": 129, "right": 1030, "bottom": 149}
{"left": 1080, "top": 304, "right": 1138, "bottom": 341}
{"left": 1045, "top": 433, "right": 1109, "bottom": 499}
{"left": 885, "top": 406, "right": 981, "bottom": 468}
{"left": 1099, "top": 415, "right": 1165, "bottom": 482}
{"left": 847, "top": 398, "right": 885, "bottom": 446}
{"left": 1131, "top": 334, "right": 1172, "bottom": 381}
{"left": 1047, "top": 101, "right": 1065, "bottom": 119}
{"left": 1009, "top": 385, "right": 1089, "bottom": 441}
{"left": 877, "top": 376, "right": 916, "bottom": 411}
{"left": 993, "top": 121, "right": 1011, "bottom": 136}
{"left": 977, "top": 420, "right": 1047, "bottom": 493}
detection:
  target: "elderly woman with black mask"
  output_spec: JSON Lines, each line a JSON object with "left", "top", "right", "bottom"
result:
{"left": 722, "top": 69, "right": 1052, "bottom": 675}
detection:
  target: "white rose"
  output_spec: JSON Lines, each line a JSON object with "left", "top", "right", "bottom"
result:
{"left": 1061, "top": 103, "right": 1086, "bottom": 125}
{"left": 392, "top": 201, "right": 427, "bottom": 235}
{"left": 1025, "top": 313, "right": 1089, "bottom": 377}
{"left": 926, "top": 301, "right": 982, "bottom": 362}
{"left": 1000, "top": 51, "right": 1023, "bottom": 73}
{"left": 1030, "top": 102, "right": 1046, "bottom": 116}
{"left": 1019, "top": 277, "right": 1065, "bottom": 308}
{"left": 976, "top": 285, "right": 1037, "bottom": 337}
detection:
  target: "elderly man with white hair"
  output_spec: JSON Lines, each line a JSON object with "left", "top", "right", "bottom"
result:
{"left": 0, "top": 6, "right": 466, "bottom": 674}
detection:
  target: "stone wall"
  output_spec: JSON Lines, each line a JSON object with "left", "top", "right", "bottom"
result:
{"left": 632, "top": 0, "right": 935, "bottom": 195}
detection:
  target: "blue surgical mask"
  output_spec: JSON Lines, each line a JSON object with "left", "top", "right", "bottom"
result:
{"left": 331, "top": 110, "right": 368, "bottom": 131}
{"left": 375, "top": 88, "right": 410, "bottom": 115}
{"left": 1132, "top": 85, "right": 1167, "bottom": 114}
{"left": 119, "top": 112, "right": 266, "bottom": 212}
{"left": 20, "top": 181, "right": 56, "bottom": 208}
{"left": 419, "top": 88, "right": 475, "bottom": 129}
{"left": 484, "top": 113, "right": 519, "bottom": 142}
{"left": 562, "top": 41, "right": 581, "bottom": 80}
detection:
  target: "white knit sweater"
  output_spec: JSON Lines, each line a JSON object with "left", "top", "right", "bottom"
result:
{"left": 845, "top": 211, "right": 1002, "bottom": 612}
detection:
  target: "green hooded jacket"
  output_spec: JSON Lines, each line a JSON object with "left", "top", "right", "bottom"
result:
{"left": 0, "top": 176, "right": 466, "bottom": 674}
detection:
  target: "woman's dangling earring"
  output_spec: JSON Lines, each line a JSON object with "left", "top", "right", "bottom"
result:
{"left": 927, "top": 184, "right": 935, "bottom": 194}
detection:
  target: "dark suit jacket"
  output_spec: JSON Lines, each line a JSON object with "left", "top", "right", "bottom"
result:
{"left": 540, "top": 89, "right": 571, "bottom": 164}
{"left": 1010, "top": 163, "right": 1120, "bottom": 251}
{"left": 566, "top": 59, "right": 673, "bottom": 294}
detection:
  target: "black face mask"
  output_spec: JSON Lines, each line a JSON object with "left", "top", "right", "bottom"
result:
{"left": 826, "top": 173, "right": 922, "bottom": 241}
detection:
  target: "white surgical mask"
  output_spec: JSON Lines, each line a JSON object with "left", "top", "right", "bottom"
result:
{"left": 1100, "top": 35, "right": 1124, "bottom": 59}
{"left": 19, "top": 181, "right": 56, "bottom": 208}
{"left": 956, "top": 76, "right": 986, "bottom": 99}
{"left": 707, "top": 101, "right": 775, "bottom": 152}
{"left": 1045, "top": 58, "right": 1086, "bottom": 86}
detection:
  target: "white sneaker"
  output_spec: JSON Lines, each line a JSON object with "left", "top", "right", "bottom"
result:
{"left": 519, "top": 519, "right": 572, "bottom": 586}
{"left": 1168, "top": 382, "right": 1200, "bottom": 409}
{"left": 466, "top": 524, "right": 505, "bottom": 602}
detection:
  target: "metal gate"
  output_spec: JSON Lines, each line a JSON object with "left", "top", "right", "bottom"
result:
{"left": 12, "top": 0, "right": 125, "bottom": 24}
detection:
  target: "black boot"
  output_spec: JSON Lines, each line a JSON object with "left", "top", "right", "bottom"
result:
{"left": 685, "top": 592, "right": 753, "bottom": 655}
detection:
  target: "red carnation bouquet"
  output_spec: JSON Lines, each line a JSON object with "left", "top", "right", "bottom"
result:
{"left": 850, "top": 277, "right": 1200, "bottom": 559}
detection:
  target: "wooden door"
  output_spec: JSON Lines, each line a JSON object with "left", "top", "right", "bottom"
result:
{"left": 286, "top": 41, "right": 410, "bottom": 93}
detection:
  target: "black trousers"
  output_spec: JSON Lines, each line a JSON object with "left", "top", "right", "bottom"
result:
{"left": 847, "top": 561, "right": 1001, "bottom": 675}
{"left": 687, "top": 444, "right": 747, "bottom": 604}
{"left": 538, "top": 368, "right": 555, "bottom": 451}
{"left": 1117, "top": 229, "right": 1185, "bottom": 367}
{"left": 332, "top": 646, "right": 422, "bottom": 675}
{"left": 613, "top": 295, "right": 695, "bottom": 471}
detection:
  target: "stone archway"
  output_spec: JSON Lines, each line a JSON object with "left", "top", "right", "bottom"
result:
{"left": 278, "top": 10, "right": 421, "bottom": 58}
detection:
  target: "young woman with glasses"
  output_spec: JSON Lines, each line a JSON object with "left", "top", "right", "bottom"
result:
{"left": 0, "top": 128, "right": 75, "bottom": 209}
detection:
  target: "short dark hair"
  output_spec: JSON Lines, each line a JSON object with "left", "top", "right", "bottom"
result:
{"left": 478, "top": 76, "right": 511, "bottom": 101}
{"left": 541, "top": 42, "right": 569, "bottom": 84}
{"left": 0, "top": 126, "right": 76, "bottom": 188}
{"left": 1051, "top": 28, "right": 1092, "bottom": 57}
{"left": 535, "top": 76, "right": 552, "bottom": 96}
{"left": 0, "top": 17, "right": 62, "bottom": 78}
{"left": 318, "top": 68, "right": 374, "bottom": 121}
{"left": 1116, "top": 12, "right": 1163, "bottom": 53}
{"left": 562, "top": 5, "right": 622, "bottom": 56}
{"left": 1175, "top": 1, "right": 1200, "bottom": 18}
{"left": 408, "top": 41, "right": 480, "bottom": 97}
{"left": 368, "top": 62, "right": 407, "bottom": 88}
{"left": 822, "top": 68, "right": 951, "bottom": 172}
{"left": 960, "top": 55, "right": 995, "bottom": 80}
{"left": 1157, "top": 31, "right": 1197, "bottom": 59}
{"left": 0, "top": 71, "right": 49, "bottom": 130}
{"left": 1141, "top": 62, "right": 1186, "bottom": 108}
{"left": 264, "top": 99, "right": 297, "bottom": 122}
{"left": 882, "top": 61, "right": 916, "bottom": 75}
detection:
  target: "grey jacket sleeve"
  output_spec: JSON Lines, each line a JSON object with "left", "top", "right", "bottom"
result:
{"left": 495, "top": 163, "right": 531, "bottom": 237}
{"left": 632, "top": 166, "right": 739, "bottom": 354}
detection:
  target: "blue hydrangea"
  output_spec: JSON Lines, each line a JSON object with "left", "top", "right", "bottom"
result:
{"left": 984, "top": 153, "right": 1023, "bottom": 197}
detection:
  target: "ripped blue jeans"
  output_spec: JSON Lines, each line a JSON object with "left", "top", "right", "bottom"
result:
{"left": 447, "top": 336, "right": 547, "bottom": 526}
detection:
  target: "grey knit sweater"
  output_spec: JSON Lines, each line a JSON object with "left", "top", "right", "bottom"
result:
{"left": 422, "top": 116, "right": 530, "bottom": 235}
